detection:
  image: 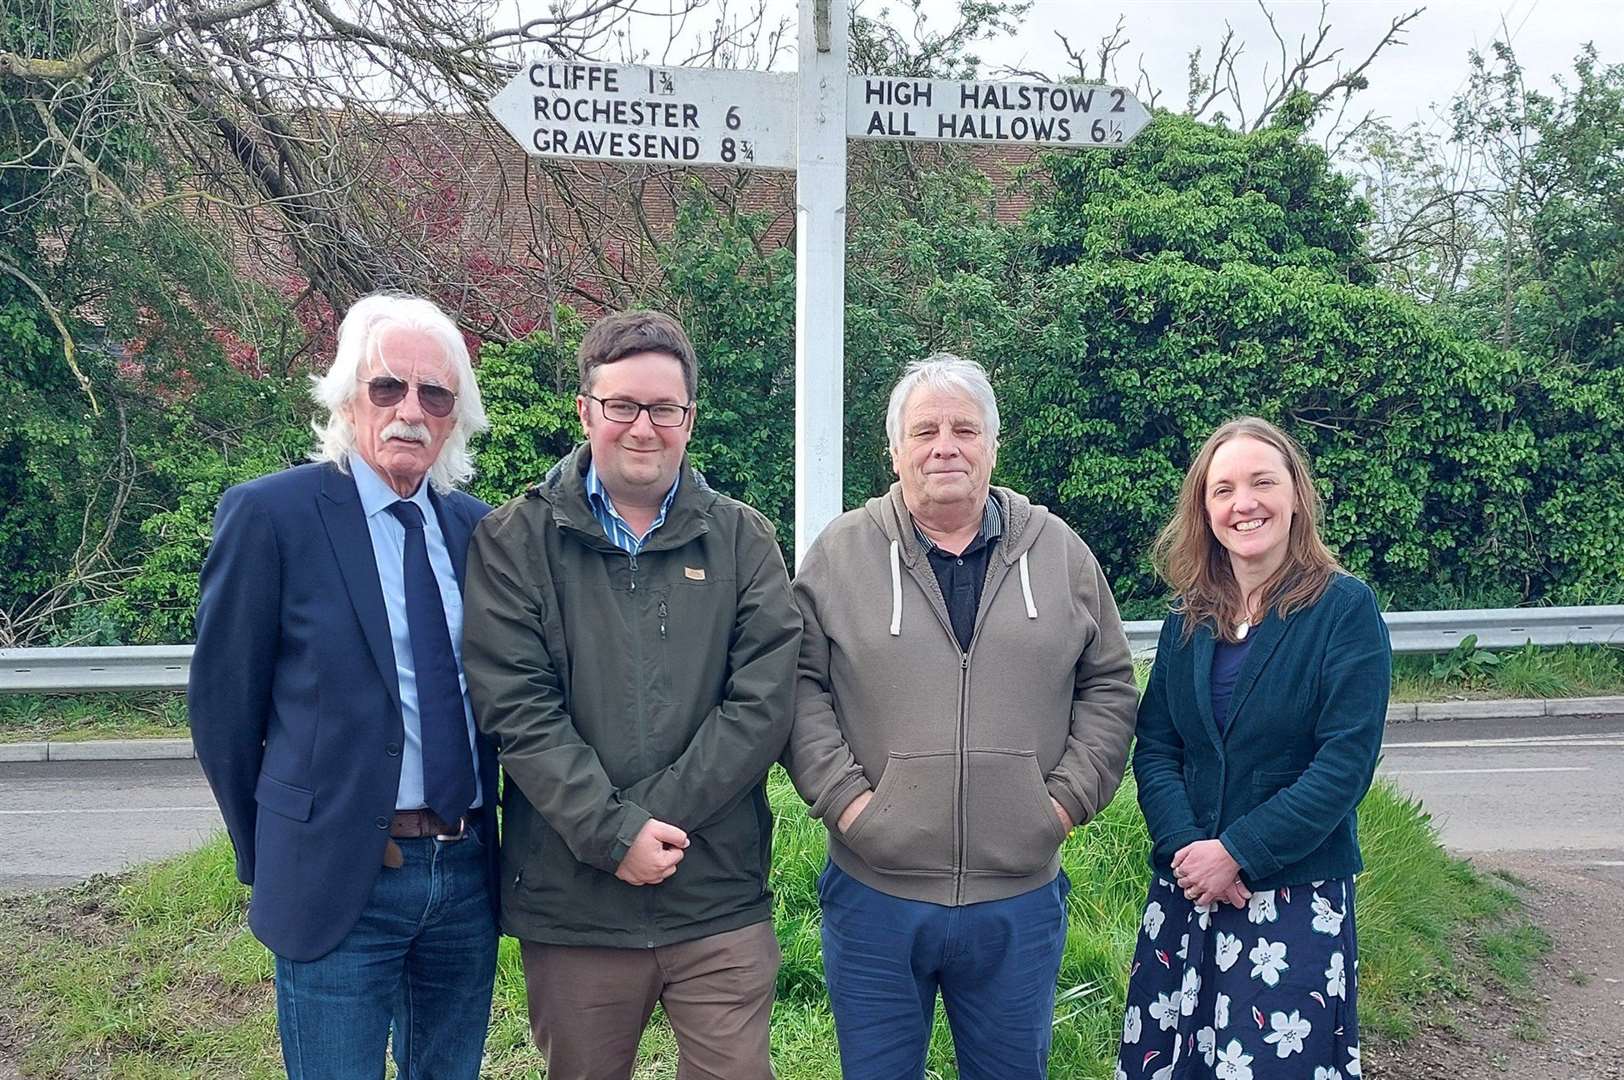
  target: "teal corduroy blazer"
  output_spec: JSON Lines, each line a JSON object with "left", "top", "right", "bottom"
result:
{"left": 1133, "top": 573, "right": 1392, "bottom": 890}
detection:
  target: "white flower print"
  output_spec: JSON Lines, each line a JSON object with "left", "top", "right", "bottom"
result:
{"left": 1123, "top": 1005, "right": 1142, "bottom": 1045}
{"left": 1150, "top": 1065, "right": 1174, "bottom": 1080}
{"left": 1197, "top": 1026, "right": 1218, "bottom": 1066}
{"left": 1311, "top": 893, "right": 1346, "bottom": 936}
{"left": 1247, "top": 889, "right": 1278, "bottom": 924}
{"left": 1249, "top": 937, "right": 1290, "bottom": 986}
{"left": 1215, "top": 932, "right": 1243, "bottom": 972}
{"left": 1315, "top": 1069, "right": 1343, "bottom": 1080}
{"left": 1178, "top": 932, "right": 1190, "bottom": 961}
{"left": 1181, "top": 967, "right": 1201, "bottom": 1015}
{"left": 1215, "top": 993, "right": 1231, "bottom": 1030}
{"left": 1264, "top": 1009, "right": 1312, "bottom": 1058}
{"left": 1143, "top": 900, "right": 1166, "bottom": 940}
{"left": 1347, "top": 1046, "right": 1362, "bottom": 1076}
{"left": 1214, "top": 1038, "right": 1255, "bottom": 1080}
{"left": 1149, "top": 990, "right": 1182, "bottom": 1031}
{"left": 1325, "top": 951, "right": 1347, "bottom": 999}
{"left": 1114, "top": 1066, "right": 1128, "bottom": 1080}
{"left": 1196, "top": 899, "right": 1214, "bottom": 930}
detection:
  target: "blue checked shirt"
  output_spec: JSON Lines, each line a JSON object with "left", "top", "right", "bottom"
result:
{"left": 585, "top": 461, "right": 681, "bottom": 555}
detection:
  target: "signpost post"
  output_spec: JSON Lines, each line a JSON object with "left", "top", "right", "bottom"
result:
{"left": 487, "top": 0, "right": 1150, "bottom": 564}
{"left": 793, "top": 0, "right": 849, "bottom": 568}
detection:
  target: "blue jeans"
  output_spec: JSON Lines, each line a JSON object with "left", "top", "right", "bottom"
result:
{"left": 273, "top": 820, "right": 497, "bottom": 1080}
{"left": 819, "top": 861, "right": 1071, "bottom": 1080}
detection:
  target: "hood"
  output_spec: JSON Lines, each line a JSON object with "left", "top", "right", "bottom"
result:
{"left": 861, "top": 483, "right": 1050, "bottom": 638}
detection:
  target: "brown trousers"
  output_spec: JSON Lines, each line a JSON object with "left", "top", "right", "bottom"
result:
{"left": 520, "top": 920, "right": 780, "bottom": 1080}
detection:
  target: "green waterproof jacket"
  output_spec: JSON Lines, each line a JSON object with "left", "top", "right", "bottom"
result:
{"left": 463, "top": 444, "right": 801, "bottom": 948}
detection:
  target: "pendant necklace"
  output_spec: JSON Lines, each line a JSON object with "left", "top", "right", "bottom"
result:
{"left": 1233, "top": 619, "right": 1251, "bottom": 641}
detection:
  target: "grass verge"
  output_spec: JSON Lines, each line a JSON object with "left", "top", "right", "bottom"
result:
{"left": 1390, "top": 643, "right": 1624, "bottom": 703}
{"left": 0, "top": 770, "right": 1530, "bottom": 1079}
{"left": 0, "top": 692, "right": 187, "bottom": 743}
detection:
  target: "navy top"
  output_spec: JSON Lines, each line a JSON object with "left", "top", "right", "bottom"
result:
{"left": 1210, "top": 636, "right": 1254, "bottom": 733}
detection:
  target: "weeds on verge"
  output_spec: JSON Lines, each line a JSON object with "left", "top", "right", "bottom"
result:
{"left": 0, "top": 771, "right": 1529, "bottom": 1079}
{"left": 1391, "top": 643, "right": 1624, "bottom": 702}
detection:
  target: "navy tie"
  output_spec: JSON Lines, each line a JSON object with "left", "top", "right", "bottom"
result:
{"left": 387, "top": 500, "right": 475, "bottom": 825}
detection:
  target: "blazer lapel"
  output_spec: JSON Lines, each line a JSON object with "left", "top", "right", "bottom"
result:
{"left": 316, "top": 464, "right": 401, "bottom": 712}
{"left": 1225, "top": 609, "right": 1289, "bottom": 728}
{"left": 1190, "top": 622, "right": 1223, "bottom": 752}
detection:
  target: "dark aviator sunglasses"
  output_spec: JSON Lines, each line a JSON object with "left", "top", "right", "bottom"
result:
{"left": 363, "top": 377, "right": 457, "bottom": 418}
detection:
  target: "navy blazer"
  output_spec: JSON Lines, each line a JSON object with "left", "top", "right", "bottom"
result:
{"left": 188, "top": 461, "right": 498, "bottom": 962}
{"left": 1133, "top": 574, "right": 1391, "bottom": 890}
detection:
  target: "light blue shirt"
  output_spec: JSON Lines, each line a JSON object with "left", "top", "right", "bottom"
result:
{"left": 348, "top": 452, "right": 483, "bottom": 811}
{"left": 585, "top": 460, "right": 680, "bottom": 555}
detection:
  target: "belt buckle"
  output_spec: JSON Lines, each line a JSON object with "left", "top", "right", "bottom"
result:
{"left": 435, "top": 816, "right": 467, "bottom": 842}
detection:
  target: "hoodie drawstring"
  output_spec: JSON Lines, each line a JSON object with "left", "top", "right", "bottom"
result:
{"left": 889, "top": 540, "right": 903, "bottom": 636}
{"left": 1019, "top": 550, "right": 1037, "bottom": 619}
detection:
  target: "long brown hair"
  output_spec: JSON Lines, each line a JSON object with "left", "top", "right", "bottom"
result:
{"left": 1152, "top": 417, "right": 1344, "bottom": 643}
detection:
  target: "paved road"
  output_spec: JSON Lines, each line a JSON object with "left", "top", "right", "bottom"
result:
{"left": 0, "top": 758, "right": 221, "bottom": 894}
{"left": 1378, "top": 712, "right": 1624, "bottom": 879}
{"left": 2, "top": 713, "right": 1621, "bottom": 893}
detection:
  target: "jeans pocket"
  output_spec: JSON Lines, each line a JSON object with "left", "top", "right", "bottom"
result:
{"left": 962, "top": 748, "right": 1066, "bottom": 875}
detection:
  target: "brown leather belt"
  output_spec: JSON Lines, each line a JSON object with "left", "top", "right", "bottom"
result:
{"left": 389, "top": 809, "right": 466, "bottom": 840}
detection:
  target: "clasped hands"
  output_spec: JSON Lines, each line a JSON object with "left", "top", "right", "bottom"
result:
{"left": 615, "top": 817, "right": 690, "bottom": 886}
{"left": 1172, "top": 839, "right": 1251, "bottom": 909}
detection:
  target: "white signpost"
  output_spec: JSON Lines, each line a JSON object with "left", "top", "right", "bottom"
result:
{"left": 487, "top": 0, "right": 1150, "bottom": 565}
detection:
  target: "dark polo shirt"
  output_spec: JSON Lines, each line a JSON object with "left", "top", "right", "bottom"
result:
{"left": 913, "top": 497, "right": 1003, "bottom": 652}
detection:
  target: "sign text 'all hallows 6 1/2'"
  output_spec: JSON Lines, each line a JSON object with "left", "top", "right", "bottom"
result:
{"left": 847, "top": 77, "right": 1150, "bottom": 147}
{"left": 486, "top": 62, "right": 797, "bottom": 170}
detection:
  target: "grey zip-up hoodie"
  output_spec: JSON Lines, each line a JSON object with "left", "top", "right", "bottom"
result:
{"left": 783, "top": 483, "right": 1138, "bottom": 906}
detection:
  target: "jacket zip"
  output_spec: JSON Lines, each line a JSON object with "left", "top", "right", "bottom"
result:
{"left": 904, "top": 549, "right": 1015, "bottom": 906}
{"left": 626, "top": 549, "right": 658, "bottom": 947}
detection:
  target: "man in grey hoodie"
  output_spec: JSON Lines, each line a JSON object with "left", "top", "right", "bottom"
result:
{"left": 784, "top": 354, "right": 1138, "bottom": 1080}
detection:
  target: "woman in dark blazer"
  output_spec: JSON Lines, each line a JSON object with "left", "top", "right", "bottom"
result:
{"left": 1117, "top": 417, "right": 1390, "bottom": 1080}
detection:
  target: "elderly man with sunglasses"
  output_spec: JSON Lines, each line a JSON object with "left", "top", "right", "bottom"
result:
{"left": 462, "top": 310, "right": 800, "bottom": 1080}
{"left": 190, "top": 291, "right": 500, "bottom": 1079}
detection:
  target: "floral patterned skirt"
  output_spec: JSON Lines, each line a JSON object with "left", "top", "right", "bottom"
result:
{"left": 1117, "top": 875, "right": 1361, "bottom": 1080}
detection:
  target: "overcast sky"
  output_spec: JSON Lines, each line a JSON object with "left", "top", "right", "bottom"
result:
{"left": 968, "top": 0, "right": 1618, "bottom": 131}
{"left": 628, "top": 0, "right": 1620, "bottom": 136}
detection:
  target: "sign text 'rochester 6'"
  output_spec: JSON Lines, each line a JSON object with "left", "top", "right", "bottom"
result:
{"left": 487, "top": 62, "right": 798, "bottom": 170}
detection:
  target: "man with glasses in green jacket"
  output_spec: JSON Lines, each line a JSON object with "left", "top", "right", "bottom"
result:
{"left": 463, "top": 310, "right": 801, "bottom": 1080}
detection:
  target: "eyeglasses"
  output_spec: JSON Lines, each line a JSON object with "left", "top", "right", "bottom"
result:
{"left": 586, "top": 394, "right": 693, "bottom": 428}
{"left": 363, "top": 377, "right": 457, "bottom": 418}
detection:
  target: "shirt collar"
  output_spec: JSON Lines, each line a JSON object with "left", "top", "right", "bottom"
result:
{"left": 585, "top": 459, "right": 681, "bottom": 524}
{"left": 913, "top": 493, "right": 1002, "bottom": 554}
{"left": 348, "top": 450, "right": 433, "bottom": 520}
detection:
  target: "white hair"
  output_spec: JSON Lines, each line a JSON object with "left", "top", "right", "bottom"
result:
{"left": 884, "top": 352, "right": 1001, "bottom": 453}
{"left": 309, "top": 291, "right": 489, "bottom": 493}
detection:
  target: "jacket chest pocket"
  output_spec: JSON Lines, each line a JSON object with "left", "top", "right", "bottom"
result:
{"left": 663, "top": 575, "right": 734, "bottom": 627}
